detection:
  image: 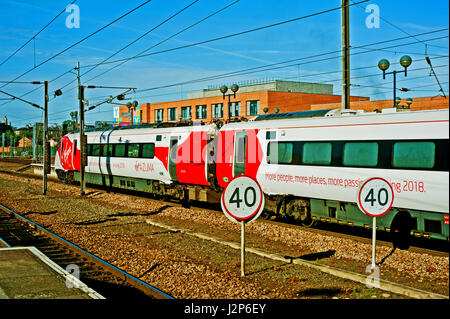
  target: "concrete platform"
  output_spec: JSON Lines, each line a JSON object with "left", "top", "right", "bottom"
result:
{"left": 0, "top": 247, "right": 104, "bottom": 299}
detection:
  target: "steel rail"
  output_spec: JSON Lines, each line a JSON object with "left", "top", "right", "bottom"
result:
{"left": 0, "top": 202, "right": 173, "bottom": 299}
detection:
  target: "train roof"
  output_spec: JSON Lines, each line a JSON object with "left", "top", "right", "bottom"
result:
{"left": 254, "top": 109, "right": 333, "bottom": 121}
{"left": 67, "top": 120, "right": 214, "bottom": 136}
{"left": 222, "top": 108, "right": 449, "bottom": 131}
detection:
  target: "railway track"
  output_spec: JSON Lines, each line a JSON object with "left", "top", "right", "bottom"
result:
{"left": 0, "top": 202, "right": 173, "bottom": 300}
{"left": 0, "top": 163, "right": 447, "bottom": 257}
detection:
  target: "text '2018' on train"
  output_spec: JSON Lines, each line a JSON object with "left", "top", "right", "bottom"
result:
{"left": 55, "top": 107, "right": 449, "bottom": 248}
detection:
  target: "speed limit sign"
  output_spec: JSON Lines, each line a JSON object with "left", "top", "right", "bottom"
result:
{"left": 221, "top": 176, "right": 265, "bottom": 277}
{"left": 221, "top": 176, "right": 265, "bottom": 223}
{"left": 358, "top": 177, "right": 394, "bottom": 217}
{"left": 357, "top": 177, "right": 394, "bottom": 269}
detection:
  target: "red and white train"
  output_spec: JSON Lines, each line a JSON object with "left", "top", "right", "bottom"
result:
{"left": 55, "top": 108, "right": 449, "bottom": 246}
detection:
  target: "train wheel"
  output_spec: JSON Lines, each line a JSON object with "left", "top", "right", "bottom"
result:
{"left": 287, "top": 200, "right": 317, "bottom": 228}
{"left": 390, "top": 211, "right": 413, "bottom": 250}
{"left": 301, "top": 214, "right": 317, "bottom": 228}
{"left": 64, "top": 172, "right": 74, "bottom": 184}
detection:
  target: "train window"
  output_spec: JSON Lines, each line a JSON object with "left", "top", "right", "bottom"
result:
{"left": 101, "top": 144, "right": 113, "bottom": 157}
{"left": 115, "top": 144, "right": 126, "bottom": 157}
{"left": 73, "top": 140, "right": 77, "bottom": 156}
{"left": 156, "top": 135, "right": 162, "bottom": 142}
{"left": 92, "top": 144, "right": 100, "bottom": 157}
{"left": 266, "top": 131, "right": 276, "bottom": 140}
{"left": 127, "top": 144, "right": 140, "bottom": 158}
{"left": 302, "top": 142, "right": 332, "bottom": 165}
{"left": 392, "top": 142, "right": 435, "bottom": 169}
{"left": 87, "top": 144, "right": 92, "bottom": 156}
{"left": 142, "top": 143, "right": 155, "bottom": 158}
{"left": 236, "top": 135, "right": 247, "bottom": 163}
{"left": 99, "top": 144, "right": 105, "bottom": 157}
{"left": 343, "top": 142, "right": 378, "bottom": 167}
{"left": 267, "top": 142, "right": 293, "bottom": 164}
{"left": 107, "top": 144, "right": 114, "bottom": 157}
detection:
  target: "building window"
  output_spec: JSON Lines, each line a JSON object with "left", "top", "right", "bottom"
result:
{"left": 229, "top": 101, "right": 241, "bottom": 117}
{"left": 155, "top": 109, "right": 164, "bottom": 123}
{"left": 196, "top": 105, "right": 207, "bottom": 119}
{"left": 181, "top": 106, "right": 192, "bottom": 120}
{"left": 212, "top": 103, "right": 223, "bottom": 118}
{"left": 246, "top": 100, "right": 260, "bottom": 116}
{"left": 168, "top": 107, "right": 177, "bottom": 121}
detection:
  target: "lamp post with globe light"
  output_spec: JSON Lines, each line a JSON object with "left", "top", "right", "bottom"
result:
{"left": 378, "top": 55, "right": 412, "bottom": 108}
{"left": 220, "top": 84, "right": 239, "bottom": 122}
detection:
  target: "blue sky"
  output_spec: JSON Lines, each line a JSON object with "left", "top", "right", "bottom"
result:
{"left": 0, "top": 0, "right": 448, "bottom": 128}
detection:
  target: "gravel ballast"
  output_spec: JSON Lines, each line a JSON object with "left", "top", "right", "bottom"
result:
{"left": 0, "top": 169, "right": 448, "bottom": 299}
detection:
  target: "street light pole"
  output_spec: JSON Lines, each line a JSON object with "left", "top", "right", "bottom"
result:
{"left": 392, "top": 70, "right": 397, "bottom": 108}
{"left": 378, "top": 55, "right": 412, "bottom": 108}
{"left": 220, "top": 84, "right": 239, "bottom": 122}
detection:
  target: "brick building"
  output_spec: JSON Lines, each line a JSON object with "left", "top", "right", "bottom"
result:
{"left": 311, "top": 95, "right": 449, "bottom": 112}
{"left": 112, "top": 80, "right": 448, "bottom": 125}
{"left": 113, "top": 80, "right": 369, "bottom": 125}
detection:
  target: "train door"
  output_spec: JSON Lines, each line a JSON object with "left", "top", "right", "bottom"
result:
{"left": 72, "top": 138, "right": 77, "bottom": 170}
{"left": 233, "top": 131, "right": 247, "bottom": 177}
{"left": 169, "top": 136, "right": 179, "bottom": 181}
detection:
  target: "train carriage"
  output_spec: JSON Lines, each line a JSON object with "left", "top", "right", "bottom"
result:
{"left": 55, "top": 122, "right": 220, "bottom": 202}
{"left": 216, "top": 108, "right": 449, "bottom": 244}
{"left": 55, "top": 107, "right": 449, "bottom": 246}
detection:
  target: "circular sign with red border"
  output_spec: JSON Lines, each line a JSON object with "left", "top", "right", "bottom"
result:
{"left": 357, "top": 177, "right": 394, "bottom": 217}
{"left": 221, "top": 176, "right": 264, "bottom": 223}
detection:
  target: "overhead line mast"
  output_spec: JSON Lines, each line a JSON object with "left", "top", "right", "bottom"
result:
{"left": 341, "top": 0, "right": 350, "bottom": 111}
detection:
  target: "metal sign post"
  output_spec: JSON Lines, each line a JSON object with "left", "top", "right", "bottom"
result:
{"left": 371, "top": 217, "right": 376, "bottom": 268}
{"left": 241, "top": 220, "right": 245, "bottom": 277}
{"left": 221, "top": 176, "right": 264, "bottom": 277}
{"left": 357, "top": 177, "right": 394, "bottom": 268}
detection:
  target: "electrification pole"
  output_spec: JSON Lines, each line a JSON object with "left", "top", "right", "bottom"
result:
{"left": 341, "top": 0, "right": 350, "bottom": 111}
{"left": 76, "top": 62, "right": 86, "bottom": 195}
{"left": 43, "top": 80, "right": 49, "bottom": 195}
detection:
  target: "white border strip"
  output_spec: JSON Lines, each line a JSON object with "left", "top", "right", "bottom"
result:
{"left": 0, "top": 247, "right": 104, "bottom": 299}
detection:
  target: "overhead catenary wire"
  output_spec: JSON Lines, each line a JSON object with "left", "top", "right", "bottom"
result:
{"left": 76, "top": 0, "right": 372, "bottom": 72}
{"left": 54, "top": 0, "right": 240, "bottom": 95}
{"left": 0, "top": 0, "right": 78, "bottom": 69}
{"left": 3, "top": 10, "right": 446, "bottom": 107}
{"left": 14, "top": 61, "right": 447, "bottom": 126}
{"left": 82, "top": 0, "right": 242, "bottom": 85}
{"left": 5, "top": 2, "right": 449, "bottom": 125}
{"left": 0, "top": 0, "right": 154, "bottom": 90}
{"left": 350, "top": 0, "right": 448, "bottom": 50}
{"left": 44, "top": 80, "right": 450, "bottom": 124}
{"left": 55, "top": 0, "right": 364, "bottom": 97}
{"left": 133, "top": 34, "right": 449, "bottom": 94}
